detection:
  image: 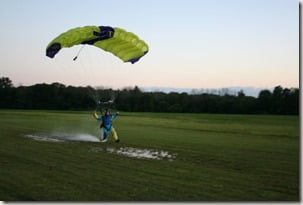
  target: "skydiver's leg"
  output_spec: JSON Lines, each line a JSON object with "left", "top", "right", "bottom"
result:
{"left": 99, "top": 131, "right": 103, "bottom": 141}
{"left": 101, "top": 129, "right": 109, "bottom": 142}
{"left": 110, "top": 127, "right": 119, "bottom": 142}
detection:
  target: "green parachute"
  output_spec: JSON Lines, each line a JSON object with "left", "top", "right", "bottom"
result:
{"left": 46, "top": 25, "right": 148, "bottom": 63}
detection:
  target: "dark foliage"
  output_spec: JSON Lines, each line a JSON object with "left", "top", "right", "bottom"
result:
{"left": 0, "top": 77, "right": 299, "bottom": 115}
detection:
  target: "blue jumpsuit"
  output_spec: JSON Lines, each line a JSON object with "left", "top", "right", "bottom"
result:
{"left": 95, "top": 113, "right": 119, "bottom": 142}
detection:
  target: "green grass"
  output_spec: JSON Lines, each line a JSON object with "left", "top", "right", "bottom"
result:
{"left": 0, "top": 110, "right": 299, "bottom": 201}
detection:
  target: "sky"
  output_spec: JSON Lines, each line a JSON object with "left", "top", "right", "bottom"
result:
{"left": 0, "top": 0, "right": 299, "bottom": 92}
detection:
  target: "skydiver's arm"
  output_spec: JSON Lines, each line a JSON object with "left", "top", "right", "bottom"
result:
{"left": 93, "top": 111, "right": 103, "bottom": 121}
{"left": 111, "top": 112, "right": 119, "bottom": 119}
{"left": 93, "top": 111, "right": 98, "bottom": 119}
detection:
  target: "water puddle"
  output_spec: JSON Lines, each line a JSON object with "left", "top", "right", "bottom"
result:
{"left": 90, "top": 146, "right": 177, "bottom": 161}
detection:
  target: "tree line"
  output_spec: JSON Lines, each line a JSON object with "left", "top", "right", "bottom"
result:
{"left": 0, "top": 77, "right": 299, "bottom": 115}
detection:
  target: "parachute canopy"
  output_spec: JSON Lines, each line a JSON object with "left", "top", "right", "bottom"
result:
{"left": 46, "top": 26, "right": 149, "bottom": 64}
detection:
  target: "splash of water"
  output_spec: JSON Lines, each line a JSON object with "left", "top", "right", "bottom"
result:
{"left": 25, "top": 132, "right": 100, "bottom": 142}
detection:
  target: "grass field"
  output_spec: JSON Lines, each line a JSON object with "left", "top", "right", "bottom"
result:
{"left": 0, "top": 110, "right": 299, "bottom": 201}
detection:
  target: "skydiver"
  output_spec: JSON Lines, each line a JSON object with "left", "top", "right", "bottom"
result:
{"left": 93, "top": 109, "right": 120, "bottom": 143}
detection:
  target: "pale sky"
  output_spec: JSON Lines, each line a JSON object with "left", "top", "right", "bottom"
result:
{"left": 0, "top": 0, "right": 299, "bottom": 90}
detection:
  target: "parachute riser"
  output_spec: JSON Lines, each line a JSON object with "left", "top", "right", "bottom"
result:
{"left": 73, "top": 45, "right": 85, "bottom": 61}
{"left": 97, "top": 100, "right": 116, "bottom": 114}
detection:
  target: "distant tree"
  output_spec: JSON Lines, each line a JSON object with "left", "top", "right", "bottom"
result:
{"left": 272, "top": 86, "right": 284, "bottom": 114}
{"left": 132, "top": 86, "right": 141, "bottom": 94}
{"left": 139, "top": 93, "right": 154, "bottom": 112}
{"left": 169, "top": 103, "right": 182, "bottom": 113}
{"left": 237, "top": 90, "right": 245, "bottom": 98}
{"left": 0, "top": 77, "right": 13, "bottom": 88}
{"left": 0, "top": 77, "right": 14, "bottom": 108}
{"left": 257, "top": 89, "right": 272, "bottom": 114}
{"left": 157, "top": 100, "right": 169, "bottom": 112}
{"left": 282, "top": 88, "right": 299, "bottom": 115}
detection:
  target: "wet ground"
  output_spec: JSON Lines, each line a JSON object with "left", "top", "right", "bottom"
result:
{"left": 24, "top": 133, "right": 176, "bottom": 161}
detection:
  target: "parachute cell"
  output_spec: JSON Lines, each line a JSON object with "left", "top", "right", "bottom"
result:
{"left": 46, "top": 26, "right": 148, "bottom": 64}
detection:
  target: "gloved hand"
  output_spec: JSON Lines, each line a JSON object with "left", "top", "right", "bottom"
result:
{"left": 93, "top": 111, "right": 98, "bottom": 119}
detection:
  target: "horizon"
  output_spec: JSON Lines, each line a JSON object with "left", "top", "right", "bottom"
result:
{"left": 6, "top": 76, "right": 295, "bottom": 98}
